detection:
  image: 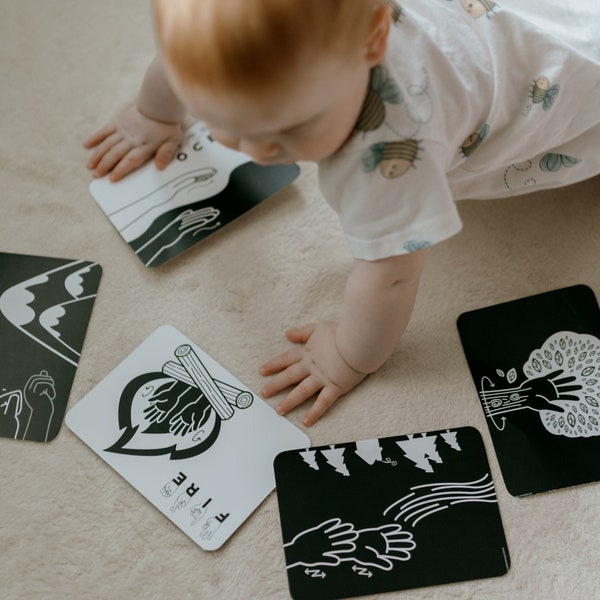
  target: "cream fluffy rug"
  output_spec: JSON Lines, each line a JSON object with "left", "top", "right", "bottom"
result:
{"left": 1, "top": 2, "right": 599, "bottom": 598}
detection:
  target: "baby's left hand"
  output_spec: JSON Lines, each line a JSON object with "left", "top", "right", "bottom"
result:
{"left": 260, "top": 321, "right": 367, "bottom": 426}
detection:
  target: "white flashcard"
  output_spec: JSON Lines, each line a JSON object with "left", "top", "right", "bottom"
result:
{"left": 89, "top": 122, "right": 299, "bottom": 266}
{"left": 66, "top": 325, "right": 309, "bottom": 550}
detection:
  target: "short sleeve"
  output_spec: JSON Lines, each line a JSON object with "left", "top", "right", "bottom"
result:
{"left": 318, "top": 137, "right": 462, "bottom": 261}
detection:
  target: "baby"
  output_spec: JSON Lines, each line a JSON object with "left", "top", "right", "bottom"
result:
{"left": 86, "top": 0, "right": 600, "bottom": 426}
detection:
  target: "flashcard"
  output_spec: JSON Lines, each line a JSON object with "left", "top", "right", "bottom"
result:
{"left": 90, "top": 122, "right": 300, "bottom": 266}
{"left": 0, "top": 252, "right": 101, "bottom": 442}
{"left": 458, "top": 285, "right": 600, "bottom": 497}
{"left": 65, "top": 325, "right": 309, "bottom": 550}
{"left": 274, "top": 427, "right": 509, "bottom": 599}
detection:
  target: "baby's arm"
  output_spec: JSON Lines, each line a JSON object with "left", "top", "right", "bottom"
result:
{"left": 85, "top": 55, "right": 187, "bottom": 181}
{"left": 260, "top": 250, "right": 427, "bottom": 425}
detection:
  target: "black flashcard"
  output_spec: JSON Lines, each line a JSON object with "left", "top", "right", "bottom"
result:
{"left": 274, "top": 427, "right": 509, "bottom": 600}
{"left": 457, "top": 285, "right": 600, "bottom": 497}
{"left": 0, "top": 252, "right": 101, "bottom": 442}
{"left": 90, "top": 122, "right": 300, "bottom": 267}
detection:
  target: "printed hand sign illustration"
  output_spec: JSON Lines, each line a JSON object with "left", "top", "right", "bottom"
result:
{"left": 479, "top": 331, "right": 600, "bottom": 437}
{"left": 0, "top": 370, "right": 57, "bottom": 442}
{"left": 105, "top": 345, "right": 254, "bottom": 459}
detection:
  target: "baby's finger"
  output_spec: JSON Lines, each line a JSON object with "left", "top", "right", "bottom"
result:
{"left": 261, "top": 361, "right": 308, "bottom": 399}
{"left": 285, "top": 324, "right": 315, "bottom": 344}
{"left": 84, "top": 124, "right": 117, "bottom": 149}
{"left": 86, "top": 131, "right": 123, "bottom": 171}
{"left": 259, "top": 346, "right": 302, "bottom": 376}
{"left": 302, "top": 386, "right": 341, "bottom": 426}
{"left": 92, "top": 139, "right": 132, "bottom": 178}
{"left": 274, "top": 375, "right": 322, "bottom": 415}
{"left": 154, "top": 139, "right": 181, "bottom": 170}
{"left": 109, "top": 145, "right": 156, "bottom": 182}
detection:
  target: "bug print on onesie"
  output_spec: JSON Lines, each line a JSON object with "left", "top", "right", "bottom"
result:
{"left": 362, "top": 140, "right": 421, "bottom": 179}
{"left": 523, "top": 76, "right": 560, "bottom": 116}
{"left": 460, "top": 0, "right": 498, "bottom": 19}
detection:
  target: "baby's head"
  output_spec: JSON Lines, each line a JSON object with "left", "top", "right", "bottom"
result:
{"left": 154, "top": 0, "right": 391, "bottom": 164}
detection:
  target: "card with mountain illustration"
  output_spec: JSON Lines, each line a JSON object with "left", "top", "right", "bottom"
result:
{"left": 0, "top": 252, "right": 101, "bottom": 442}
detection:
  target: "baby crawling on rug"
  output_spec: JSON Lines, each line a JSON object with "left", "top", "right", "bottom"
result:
{"left": 85, "top": 0, "right": 600, "bottom": 426}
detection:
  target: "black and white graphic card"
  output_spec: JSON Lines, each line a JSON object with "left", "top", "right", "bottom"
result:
{"left": 90, "top": 122, "right": 300, "bottom": 267}
{"left": 274, "top": 427, "right": 509, "bottom": 599}
{"left": 65, "top": 325, "right": 309, "bottom": 550}
{"left": 0, "top": 252, "right": 101, "bottom": 442}
{"left": 458, "top": 285, "right": 600, "bottom": 497}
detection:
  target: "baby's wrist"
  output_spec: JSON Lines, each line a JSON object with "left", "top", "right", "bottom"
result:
{"left": 333, "top": 332, "right": 370, "bottom": 376}
{"left": 136, "top": 102, "right": 183, "bottom": 125}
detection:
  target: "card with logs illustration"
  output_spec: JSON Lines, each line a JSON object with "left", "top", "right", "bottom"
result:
{"left": 66, "top": 325, "right": 309, "bottom": 550}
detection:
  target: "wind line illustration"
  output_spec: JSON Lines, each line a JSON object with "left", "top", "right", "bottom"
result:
{"left": 284, "top": 473, "right": 496, "bottom": 573}
{"left": 383, "top": 474, "right": 497, "bottom": 527}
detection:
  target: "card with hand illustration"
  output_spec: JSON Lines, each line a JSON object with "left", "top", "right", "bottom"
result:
{"left": 0, "top": 252, "right": 101, "bottom": 442}
{"left": 65, "top": 325, "right": 309, "bottom": 550}
{"left": 89, "top": 122, "right": 300, "bottom": 266}
{"left": 458, "top": 285, "right": 600, "bottom": 497}
{"left": 274, "top": 427, "right": 509, "bottom": 599}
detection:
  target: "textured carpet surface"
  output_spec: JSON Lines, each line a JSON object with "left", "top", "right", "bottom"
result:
{"left": 1, "top": 2, "right": 599, "bottom": 599}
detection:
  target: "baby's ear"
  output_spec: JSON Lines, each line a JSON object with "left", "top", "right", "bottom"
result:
{"left": 364, "top": 2, "right": 392, "bottom": 65}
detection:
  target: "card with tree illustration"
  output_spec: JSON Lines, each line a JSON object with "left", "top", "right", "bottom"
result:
{"left": 458, "top": 285, "right": 600, "bottom": 496}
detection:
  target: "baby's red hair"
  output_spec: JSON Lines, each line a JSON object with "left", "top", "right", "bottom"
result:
{"left": 154, "top": 0, "right": 388, "bottom": 93}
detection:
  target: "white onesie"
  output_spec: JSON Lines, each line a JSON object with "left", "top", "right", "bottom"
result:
{"left": 318, "top": 0, "right": 600, "bottom": 260}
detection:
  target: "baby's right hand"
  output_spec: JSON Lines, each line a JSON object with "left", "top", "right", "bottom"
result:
{"left": 84, "top": 105, "right": 184, "bottom": 182}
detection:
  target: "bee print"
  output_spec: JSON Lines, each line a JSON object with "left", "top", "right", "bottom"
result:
{"left": 539, "top": 153, "right": 580, "bottom": 173}
{"left": 355, "top": 66, "right": 402, "bottom": 132}
{"left": 362, "top": 139, "right": 420, "bottom": 179}
{"left": 387, "top": 0, "right": 404, "bottom": 24}
{"left": 530, "top": 77, "right": 560, "bottom": 110}
{"left": 460, "top": 124, "right": 489, "bottom": 158}
{"left": 460, "top": 0, "right": 498, "bottom": 19}
{"left": 522, "top": 76, "right": 560, "bottom": 116}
